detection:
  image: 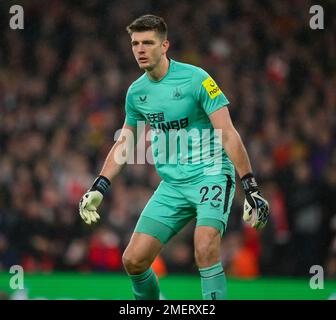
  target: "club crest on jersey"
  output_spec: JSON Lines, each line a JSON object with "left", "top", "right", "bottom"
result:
{"left": 202, "top": 77, "right": 222, "bottom": 99}
{"left": 172, "top": 87, "right": 182, "bottom": 99}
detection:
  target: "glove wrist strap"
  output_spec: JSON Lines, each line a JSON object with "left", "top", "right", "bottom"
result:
{"left": 90, "top": 175, "right": 111, "bottom": 195}
{"left": 241, "top": 173, "right": 258, "bottom": 193}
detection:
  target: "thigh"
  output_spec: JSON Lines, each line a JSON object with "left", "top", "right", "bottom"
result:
{"left": 135, "top": 181, "right": 195, "bottom": 244}
{"left": 183, "top": 174, "right": 236, "bottom": 237}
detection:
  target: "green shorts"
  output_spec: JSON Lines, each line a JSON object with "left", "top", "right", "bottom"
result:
{"left": 134, "top": 174, "right": 235, "bottom": 244}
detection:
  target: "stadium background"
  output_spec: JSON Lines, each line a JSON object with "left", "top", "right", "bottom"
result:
{"left": 0, "top": 0, "right": 335, "bottom": 299}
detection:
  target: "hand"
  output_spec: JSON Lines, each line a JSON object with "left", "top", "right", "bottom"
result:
{"left": 79, "top": 190, "right": 103, "bottom": 225}
{"left": 243, "top": 190, "right": 270, "bottom": 230}
{"left": 241, "top": 173, "right": 270, "bottom": 230}
{"left": 78, "top": 175, "right": 110, "bottom": 225}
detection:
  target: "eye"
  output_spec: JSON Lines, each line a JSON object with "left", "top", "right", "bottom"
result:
{"left": 143, "top": 41, "right": 155, "bottom": 45}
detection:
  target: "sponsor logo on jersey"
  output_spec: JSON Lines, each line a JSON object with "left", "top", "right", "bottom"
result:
{"left": 150, "top": 117, "right": 189, "bottom": 133}
{"left": 202, "top": 77, "right": 222, "bottom": 99}
{"left": 146, "top": 112, "right": 165, "bottom": 123}
{"left": 145, "top": 112, "right": 189, "bottom": 133}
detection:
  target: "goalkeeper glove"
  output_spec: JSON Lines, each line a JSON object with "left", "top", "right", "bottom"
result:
{"left": 79, "top": 175, "right": 110, "bottom": 225}
{"left": 241, "top": 173, "right": 270, "bottom": 230}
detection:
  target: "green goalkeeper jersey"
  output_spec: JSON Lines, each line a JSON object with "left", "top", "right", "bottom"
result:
{"left": 125, "top": 59, "right": 235, "bottom": 184}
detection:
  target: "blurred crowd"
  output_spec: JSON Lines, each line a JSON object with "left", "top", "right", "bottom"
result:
{"left": 0, "top": 0, "right": 335, "bottom": 279}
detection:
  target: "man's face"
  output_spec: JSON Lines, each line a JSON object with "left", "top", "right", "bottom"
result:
{"left": 131, "top": 31, "right": 169, "bottom": 71}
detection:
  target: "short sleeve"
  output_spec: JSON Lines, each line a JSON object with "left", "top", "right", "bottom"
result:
{"left": 193, "top": 68, "right": 229, "bottom": 115}
{"left": 125, "top": 86, "right": 146, "bottom": 127}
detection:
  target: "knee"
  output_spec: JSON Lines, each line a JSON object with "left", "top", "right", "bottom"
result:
{"left": 194, "top": 241, "right": 220, "bottom": 268}
{"left": 122, "top": 251, "right": 151, "bottom": 275}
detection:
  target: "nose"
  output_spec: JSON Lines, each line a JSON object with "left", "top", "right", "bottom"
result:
{"left": 137, "top": 44, "right": 145, "bottom": 54}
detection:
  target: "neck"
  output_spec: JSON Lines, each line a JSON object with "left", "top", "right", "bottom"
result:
{"left": 146, "top": 56, "right": 170, "bottom": 81}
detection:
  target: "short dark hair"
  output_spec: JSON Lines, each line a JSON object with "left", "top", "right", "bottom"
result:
{"left": 126, "top": 14, "right": 168, "bottom": 39}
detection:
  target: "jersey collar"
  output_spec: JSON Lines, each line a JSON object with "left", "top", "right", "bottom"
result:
{"left": 146, "top": 58, "right": 174, "bottom": 83}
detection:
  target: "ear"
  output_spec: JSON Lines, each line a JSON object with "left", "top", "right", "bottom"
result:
{"left": 162, "top": 39, "right": 169, "bottom": 54}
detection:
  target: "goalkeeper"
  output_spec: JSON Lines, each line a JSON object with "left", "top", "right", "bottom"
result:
{"left": 79, "top": 14, "right": 270, "bottom": 300}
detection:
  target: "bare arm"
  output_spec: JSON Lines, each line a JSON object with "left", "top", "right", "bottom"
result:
{"left": 79, "top": 122, "right": 141, "bottom": 225}
{"left": 209, "top": 107, "right": 252, "bottom": 178}
{"left": 209, "top": 107, "right": 270, "bottom": 229}
{"left": 99, "top": 123, "right": 137, "bottom": 181}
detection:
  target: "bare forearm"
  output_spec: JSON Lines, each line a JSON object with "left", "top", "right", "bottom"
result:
{"left": 221, "top": 128, "right": 252, "bottom": 178}
{"left": 99, "top": 141, "right": 127, "bottom": 181}
{"left": 79, "top": 124, "right": 136, "bottom": 225}
{"left": 99, "top": 124, "right": 136, "bottom": 181}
